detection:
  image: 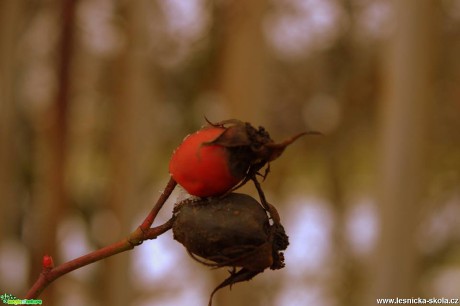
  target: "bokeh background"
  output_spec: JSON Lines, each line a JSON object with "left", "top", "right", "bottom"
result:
{"left": 1, "top": 0, "right": 460, "bottom": 305}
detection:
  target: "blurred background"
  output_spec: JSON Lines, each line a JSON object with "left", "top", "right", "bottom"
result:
{"left": 1, "top": 0, "right": 460, "bottom": 305}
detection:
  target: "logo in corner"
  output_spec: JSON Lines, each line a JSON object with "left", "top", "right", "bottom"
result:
{"left": 0, "top": 293, "right": 42, "bottom": 305}
{"left": 1, "top": 294, "right": 17, "bottom": 304}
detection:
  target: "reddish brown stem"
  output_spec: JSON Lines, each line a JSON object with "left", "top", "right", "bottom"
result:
{"left": 139, "top": 177, "right": 177, "bottom": 232}
{"left": 25, "top": 178, "right": 177, "bottom": 299}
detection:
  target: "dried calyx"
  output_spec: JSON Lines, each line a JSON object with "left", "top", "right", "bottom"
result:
{"left": 205, "top": 118, "right": 321, "bottom": 185}
{"left": 172, "top": 193, "right": 288, "bottom": 306}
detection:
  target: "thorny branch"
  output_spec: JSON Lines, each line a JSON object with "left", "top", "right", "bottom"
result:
{"left": 25, "top": 178, "right": 177, "bottom": 299}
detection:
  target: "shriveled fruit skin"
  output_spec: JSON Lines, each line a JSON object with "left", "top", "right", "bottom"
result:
{"left": 169, "top": 127, "right": 244, "bottom": 197}
{"left": 172, "top": 192, "right": 289, "bottom": 306}
{"left": 172, "top": 193, "right": 288, "bottom": 272}
{"left": 173, "top": 193, "right": 269, "bottom": 267}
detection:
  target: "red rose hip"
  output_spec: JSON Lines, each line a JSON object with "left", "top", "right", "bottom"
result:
{"left": 169, "top": 119, "right": 320, "bottom": 197}
{"left": 169, "top": 127, "right": 244, "bottom": 197}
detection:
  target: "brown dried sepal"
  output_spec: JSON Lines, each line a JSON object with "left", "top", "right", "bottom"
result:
{"left": 172, "top": 193, "right": 288, "bottom": 306}
{"left": 204, "top": 118, "right": 321, "bottom": 184}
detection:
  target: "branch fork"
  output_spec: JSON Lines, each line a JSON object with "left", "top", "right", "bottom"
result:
{"left": 25, "top": 178, "right": 177, "bottom": 299}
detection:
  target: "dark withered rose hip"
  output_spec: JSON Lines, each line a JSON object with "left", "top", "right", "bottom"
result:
{"left": 172, "top": 193, "right": 289, "bottom": 305}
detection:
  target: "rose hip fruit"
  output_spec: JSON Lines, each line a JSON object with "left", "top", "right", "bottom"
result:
{"left": 169, "top": 127, "right": 244, "bottom": 197}
{"left": 172, "top": 192, "right": 288, "bottom": 305}
{"left": 169, "top": 119, "right": 317, "bottom": 197}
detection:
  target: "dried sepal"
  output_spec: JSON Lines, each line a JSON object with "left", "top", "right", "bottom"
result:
{"left": 204, "top": 118, "right": 321, "bottom": 186}
{"left": 207, "top": 268, "right": 261, "bottom": 306}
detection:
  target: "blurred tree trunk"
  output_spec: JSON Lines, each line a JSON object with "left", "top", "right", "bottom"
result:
{"left": 374, "top": 0, "right": 439, "bottom": 300}
{"left": 326, "top": 152, "right": 365, "bottom": 306}
{"left": 324, "top": 3, "right": 372, "bottom": 304}
{"left": 26, "top": 1, "right": 77, "bottom": 305}
{"left": 215, "top": 0, "right": 269, "bottom": 125}
{"left": 102, "top": 1, "right": 153, "bottom": 305}
{"left": 0, "top": 0, "right": 22, "bottom": 242}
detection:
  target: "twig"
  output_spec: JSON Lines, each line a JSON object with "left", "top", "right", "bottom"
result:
{"left": 25, "top": 178, "right": 177, "bottom": 299}
{"left": 139, "top": 177, "right": 177, "bottom": 232}
{"left": 252, "top": 177, "right": 281, "bottom": 225}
